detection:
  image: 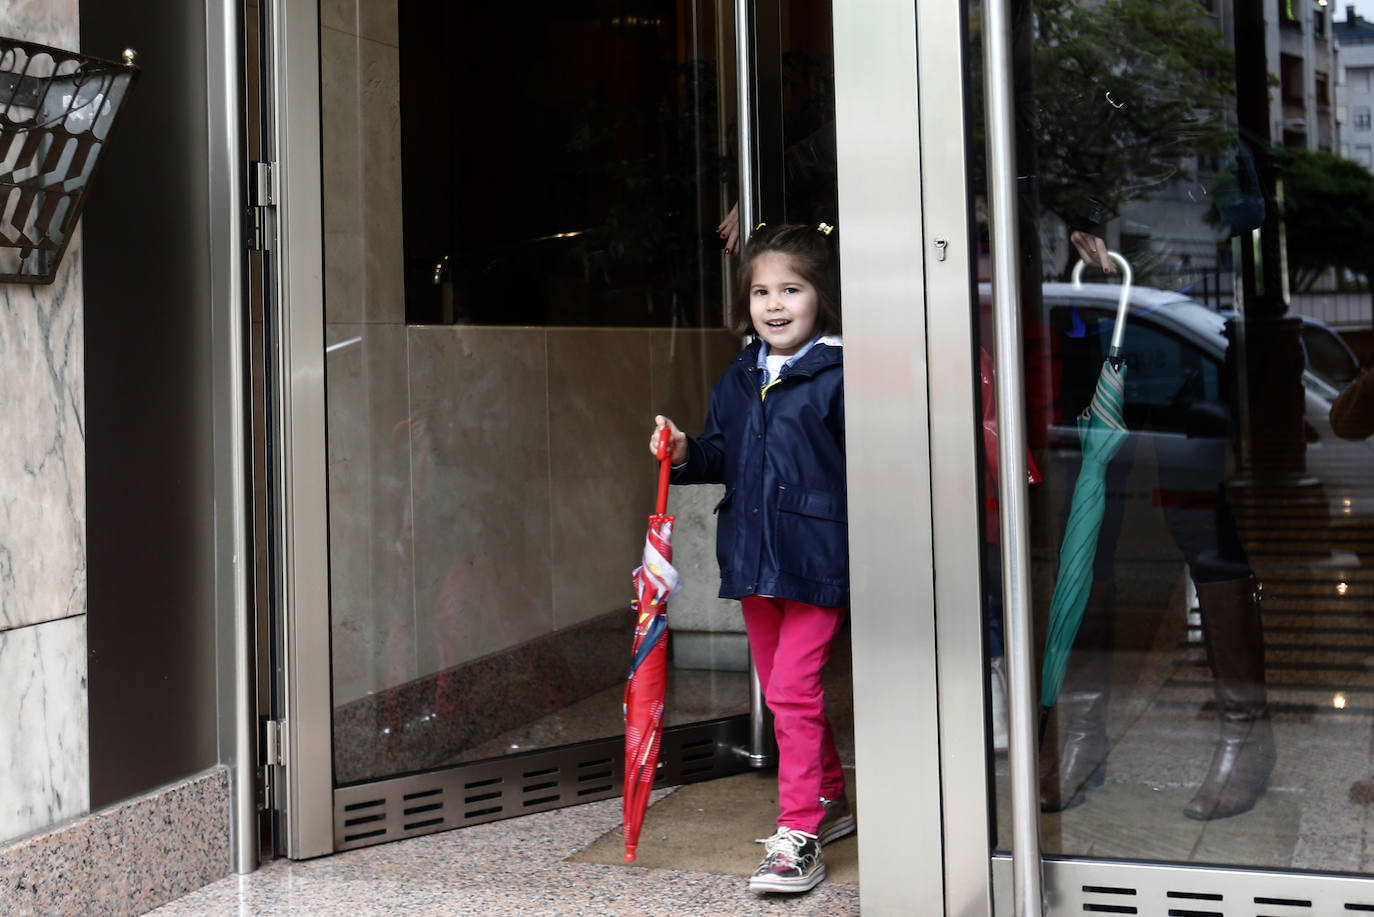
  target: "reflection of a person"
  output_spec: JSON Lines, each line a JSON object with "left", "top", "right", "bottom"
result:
{"left": 1329, "top": 353, "right": 1374, "bottom": 443}
{"left": 1025, "top": 101, "right": 1274, "bottom": 827}
{"left": 1042, "top": 326, "right": 1273, "bottom": 820}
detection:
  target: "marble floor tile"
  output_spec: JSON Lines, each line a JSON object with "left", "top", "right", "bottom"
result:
{"left": 143, "top": 796, "right": 858, "bottom": 917}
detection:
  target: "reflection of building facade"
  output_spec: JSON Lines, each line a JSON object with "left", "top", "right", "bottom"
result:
{"left": 1073, "top": 0, "right": 1336, "bottom": 308}
{"left": 1274, "top": 0, "right": 1336, "bottom": 151}
{"left": 1336, "top": 4, "right": 1374, "bottom": 168}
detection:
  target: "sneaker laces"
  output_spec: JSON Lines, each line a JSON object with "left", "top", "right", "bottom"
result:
{"left": 754, "top": 826, "right": 814, "bottom": 863}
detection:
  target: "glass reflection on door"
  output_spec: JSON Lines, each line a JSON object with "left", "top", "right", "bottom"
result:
{"left": 972, "top": 0, "right": 1374, "bottom": 872}
{"left": 318, "top": 0, "right": 747, "bottom": 785}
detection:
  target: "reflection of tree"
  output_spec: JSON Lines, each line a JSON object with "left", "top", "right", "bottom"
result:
{"left": 1032, "top": 0, "right": 1234, "bottom": 232}
{"left": 1279, "top": 148, "right": 1374, "bottom": 300}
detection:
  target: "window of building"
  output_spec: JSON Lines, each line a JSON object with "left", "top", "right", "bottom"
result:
{"left": 1316, "top": 72, "right": 1330, "bottom": 107}
{"left": 1281, "top": 54, "right": 1304, "bottom": 104}
{"left": 1356, "top": 107, "right": 1371, "bottom": 130}
{"left": 1357, "top": 145, "right": 1373, "bottom": 167}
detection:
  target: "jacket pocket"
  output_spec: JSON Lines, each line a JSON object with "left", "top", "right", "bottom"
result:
{"left": 775, "top": 484, "right": 848, "bottom": 586}
{"left": 713, "top": 488, "right": 735, "bottom": 514}
{"left": 714, "top": 488, "right": 736, "bottom": 579}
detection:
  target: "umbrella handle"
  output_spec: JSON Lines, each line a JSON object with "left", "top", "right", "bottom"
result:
{"left": 1070, "top": 250, "right": 1133, "bottom": 366}
{"left": 655, "top": 426, "right": 672, "bottom": 515}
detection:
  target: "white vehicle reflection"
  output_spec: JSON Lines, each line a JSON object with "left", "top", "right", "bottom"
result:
{"left": 1001, "top": 282, "right": 1374, "bottom": 545}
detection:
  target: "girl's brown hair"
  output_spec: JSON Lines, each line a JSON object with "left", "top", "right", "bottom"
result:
{"left": 730, "top": 222, "right": 842, "bottom": 338}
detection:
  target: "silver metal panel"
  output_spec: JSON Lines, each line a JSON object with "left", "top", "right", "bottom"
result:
{"left": 333, "top": 716, "right": 753, "bottom": 852}
{"left": 79, "top": 0, "right": 221, "bottom": 809}
{"left": 913, "top": 0, "right": 996, "bottom": 913}
{"left": 266, "top": 0, "right": 335, "bottom": 859}
{"left": 734, "top": 0, "right": 768, "bottom": 764}
{"left": 994, "top": 856, "right": 1374, "bottom": 916}
{"left": 733, "top": 0, "right": 754, "bottom": 245}
{"left": 831, "top": 2, "right": 944, "bottom": 913}
{"left": 980, "top": 0, "right": 1043, "bottom": 912}
{"left": 203, "top": 0, "right": 257, "bottom": 875}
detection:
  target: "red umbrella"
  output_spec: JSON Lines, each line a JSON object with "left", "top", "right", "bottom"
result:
{"left": 622, "top": 427, "right": 680, "bottom": 863}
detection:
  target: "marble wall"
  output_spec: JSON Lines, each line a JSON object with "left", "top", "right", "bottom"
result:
{"left": 328, "top": 324, "right": 745, "bottom": 780}
{"left": 0, "top": 1, "right": 91, "bottom": 846}
{"left": 325, "top": 319, "right": 743, "bottom": 708}
{"left": 320, "top": 0, "right": 414, "bottom": 708}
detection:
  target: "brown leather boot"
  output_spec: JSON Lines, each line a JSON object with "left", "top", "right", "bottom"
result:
{"left": 1040, "top": 581, "right": 1115, "bottom": 812}
{"left": 1184, "top": 575, "right": 1276, "bottom": 820}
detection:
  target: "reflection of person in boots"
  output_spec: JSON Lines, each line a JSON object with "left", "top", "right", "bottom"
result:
{"left": 1040, "top": 345, "right": 1276, "bottom": 821}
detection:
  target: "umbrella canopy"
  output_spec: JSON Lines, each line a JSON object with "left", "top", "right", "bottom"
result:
{"left": 1039, "top": 253, "right": 1133, "bottom": 710}
{"left": 623, "top": 428, "right": 681, "bottom": 863}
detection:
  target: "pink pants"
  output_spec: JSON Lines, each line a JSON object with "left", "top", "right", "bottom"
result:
{"left": 740, "top": 595, "right": 848, "bottom": 835}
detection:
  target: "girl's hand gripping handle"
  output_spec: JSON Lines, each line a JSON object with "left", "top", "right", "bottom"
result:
{"left": 655, "top": 426, "right": 672, "bottom": 516}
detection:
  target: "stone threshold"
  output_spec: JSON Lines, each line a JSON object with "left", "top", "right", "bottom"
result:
{"left": 0, "top": 767, "right": 231, "bottom": 917}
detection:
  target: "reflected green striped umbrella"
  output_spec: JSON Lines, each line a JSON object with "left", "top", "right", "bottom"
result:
{"left": 1039, "top": 253, "right": 1132, "bottom": 710}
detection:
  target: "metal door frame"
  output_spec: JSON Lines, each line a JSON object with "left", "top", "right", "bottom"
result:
{"left": 264, "top": 0, "right": 770, "bottom": 861}
{"left": 262, "top": 0, "right": 333, "bottom": 861}
{"left": 832, "top": 0, "right": 985, "bottom": 913}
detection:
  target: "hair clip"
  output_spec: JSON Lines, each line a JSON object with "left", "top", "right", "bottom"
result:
{"left": 816, "top": 222, "right": 834, "bottom": 236}
{"left": 754, "top": 221, "right": 768, "bottom": 231}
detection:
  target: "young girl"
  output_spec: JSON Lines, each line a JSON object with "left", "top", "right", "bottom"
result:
{"left": 650, "top": 222, "right": 851, "bottom": 895}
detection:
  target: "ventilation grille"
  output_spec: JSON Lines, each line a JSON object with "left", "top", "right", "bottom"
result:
{"left": 334, "top": 714, "right": 752, "bottom": 851}
{"left": 992, "top": 858, "right": 1374, "bottom": 916}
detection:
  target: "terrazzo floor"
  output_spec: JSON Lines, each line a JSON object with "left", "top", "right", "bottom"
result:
{"left": 142, "top": 792, "right": 860, "bottom": 917}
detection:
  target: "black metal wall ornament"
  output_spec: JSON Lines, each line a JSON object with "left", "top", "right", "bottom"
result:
{"left": 0, "top": 37, "right": 139, "bottom": 284}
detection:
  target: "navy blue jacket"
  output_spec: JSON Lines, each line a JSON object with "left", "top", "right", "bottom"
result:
{"left": 672, "top": 339, "right": 848, "bottom": 608}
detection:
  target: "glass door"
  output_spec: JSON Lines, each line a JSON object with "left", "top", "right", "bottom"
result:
{"left": 262, "top": 0, "right": 855, "bottom": 861}
{"left": 318, "top": 0, "right": 751, "bottom": 795}
{"left": 958, "top": 0, "right": 1374, "bottom": 911}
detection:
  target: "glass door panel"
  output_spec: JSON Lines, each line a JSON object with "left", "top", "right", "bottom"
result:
{"left": 319, "top": 0, "right": 748, "bottom": 786}
{"left": 971, "top": 0, "right": 1374, "bottom": 881}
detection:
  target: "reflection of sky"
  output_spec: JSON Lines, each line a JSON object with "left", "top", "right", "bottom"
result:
{"left": 1337, "top": 1, "right": 1374, "bottom": 23}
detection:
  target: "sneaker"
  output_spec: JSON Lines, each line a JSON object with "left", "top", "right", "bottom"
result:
{"left": 816, "top": 794, "right": 856, "bottom": 846}
{"left": 749, "top": 826, "right": 825, "bottom": 894}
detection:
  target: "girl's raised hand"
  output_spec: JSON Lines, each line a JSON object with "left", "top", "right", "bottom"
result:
{"left": 651, "top": 415, "right": 688, "bottom": 465}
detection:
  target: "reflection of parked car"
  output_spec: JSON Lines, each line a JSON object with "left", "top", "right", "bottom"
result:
{"left": 1212, "top": 308, "right": 1360, "bottom": 394}
{"left": 995, "top": 282, "right": 1374, "bottom": 545}
{"left": 1296, "top": 315, "right": 1361, "bottom": 392}
{"left": 1027, "top": 282, "right": 1359, "bottom": 447}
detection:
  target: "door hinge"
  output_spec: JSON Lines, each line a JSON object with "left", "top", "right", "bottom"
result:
{"left": 260, "top": 717, "right": 285, "bottom": 811}
{"left": 247, "top": 160, "right": 277, "bottom": 251}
